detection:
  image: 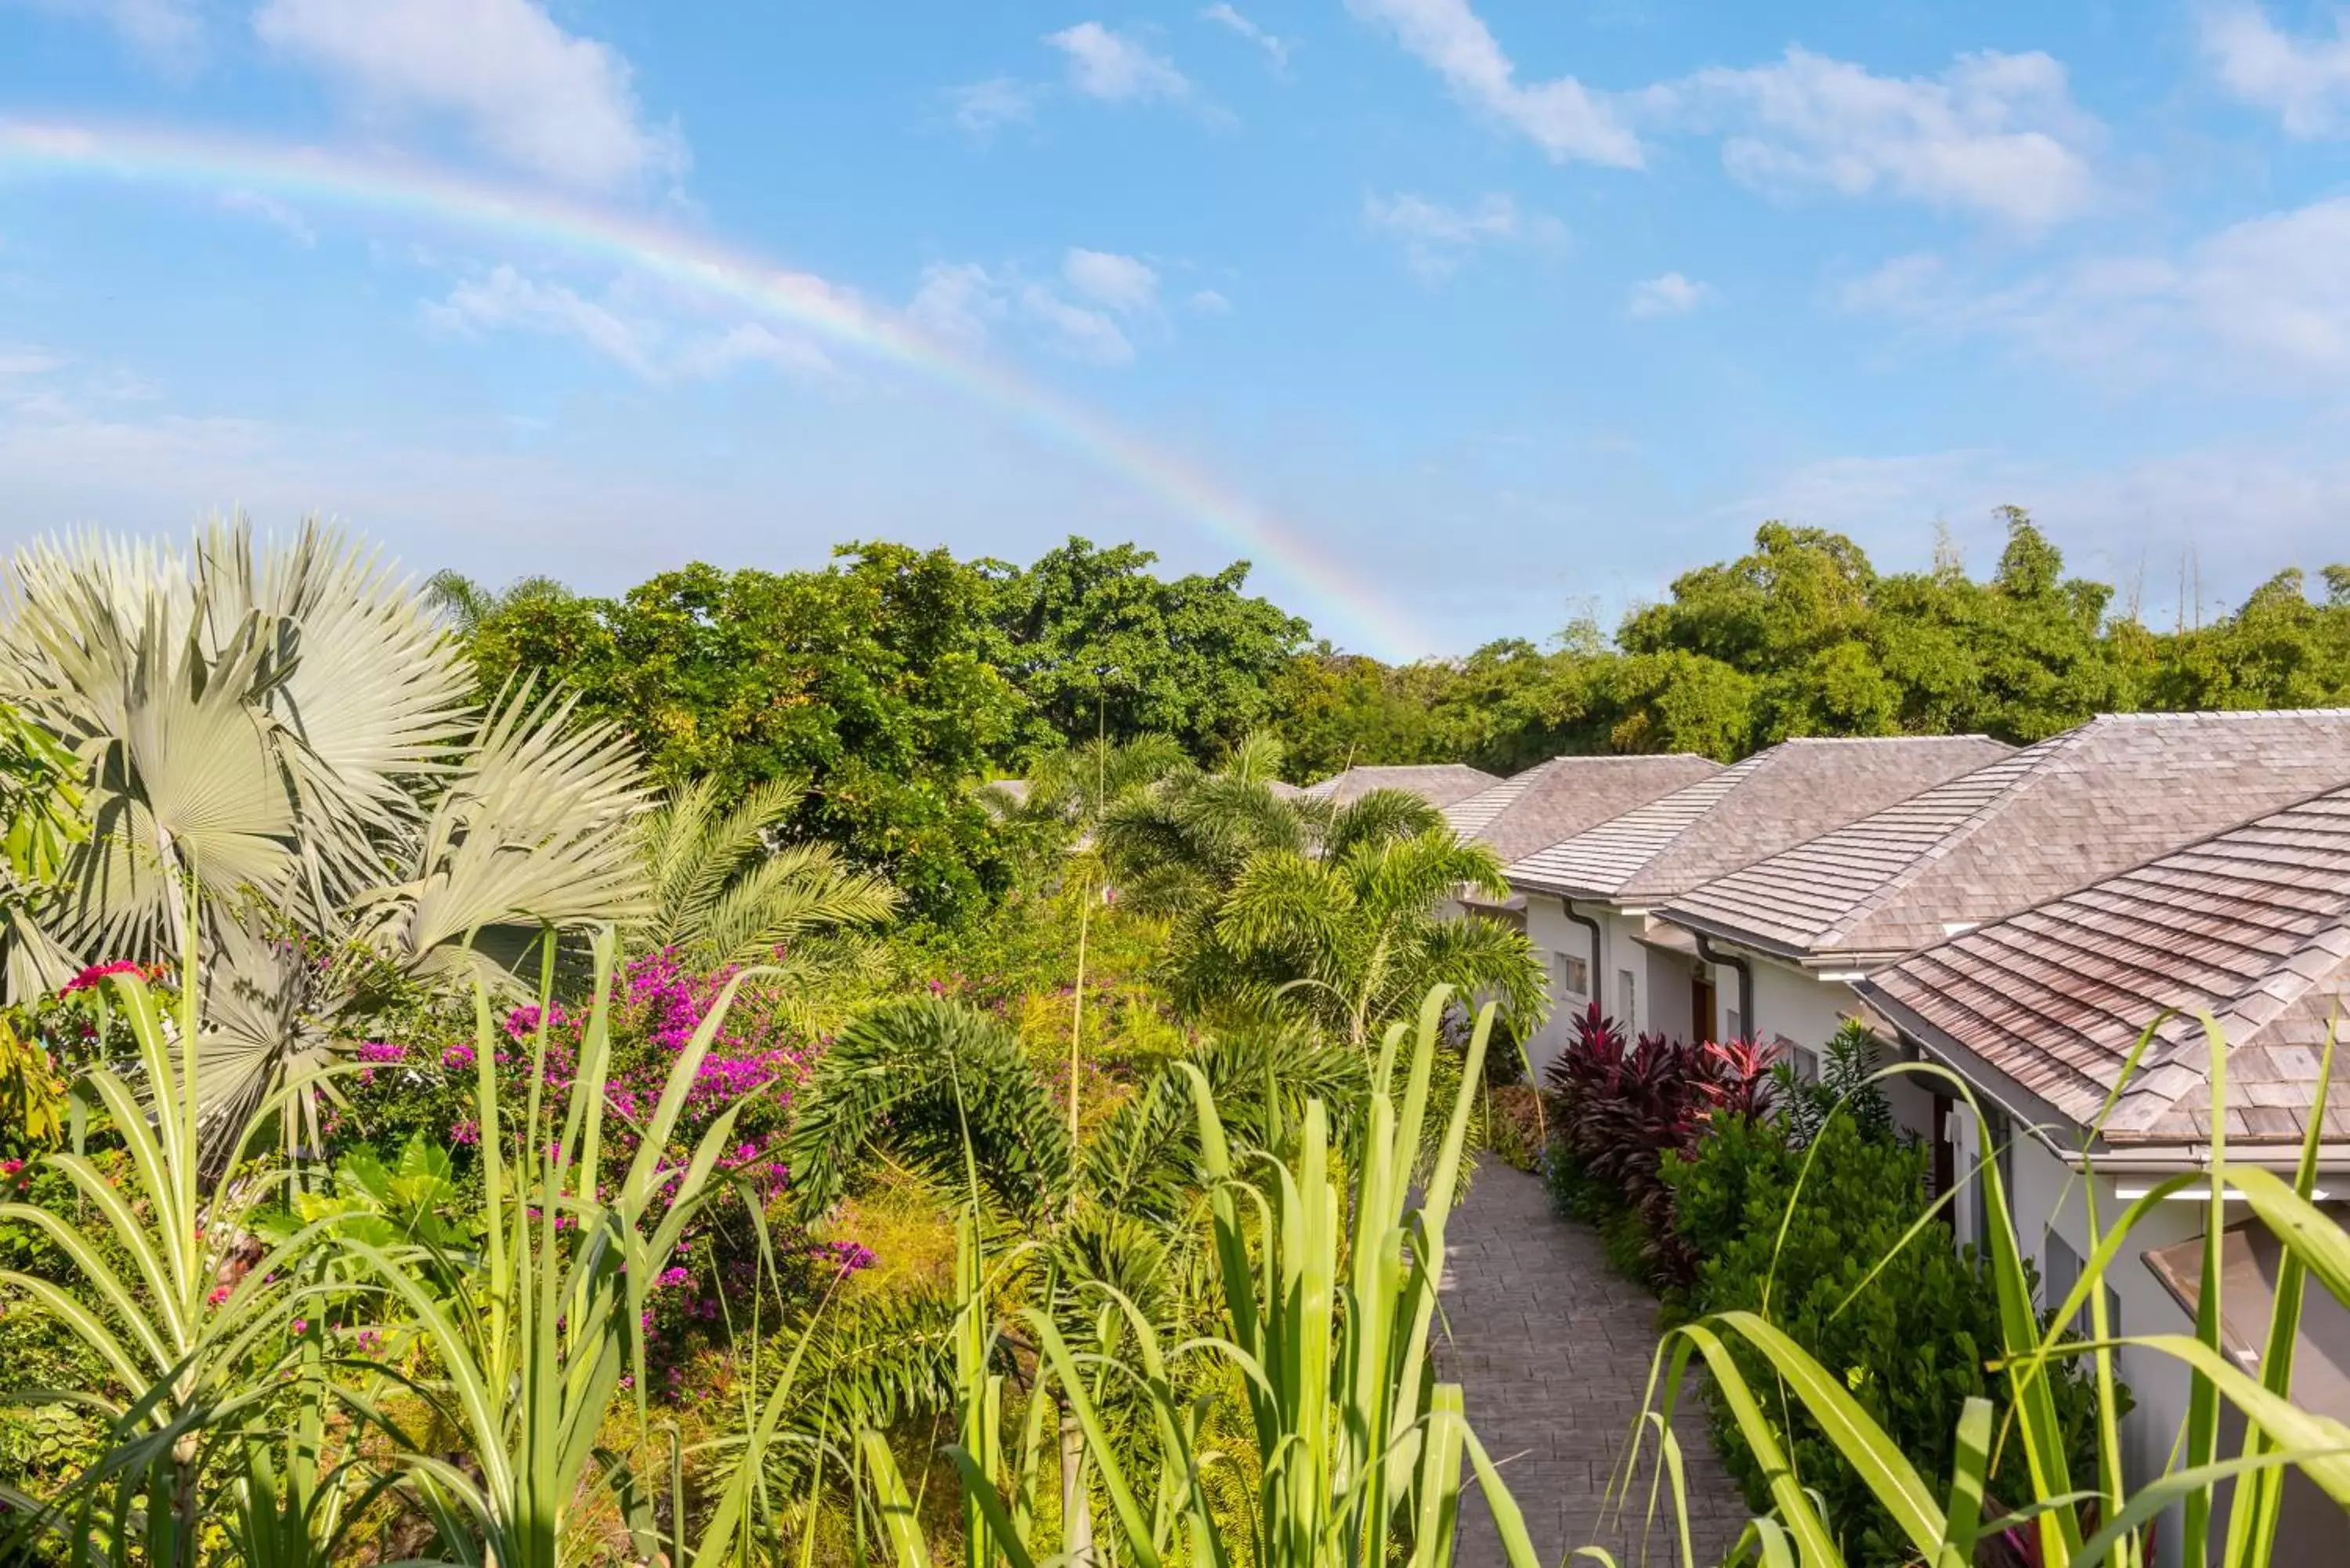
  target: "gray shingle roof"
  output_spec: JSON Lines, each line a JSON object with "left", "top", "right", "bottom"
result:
{"left": 1856, "top": 782, "right": 2350, "bottom": 1147}
{"left": 1302, "top": 763, "right": 1499, "bottom": 809}
{"left": 1668, "top": 710, "right": 2350, "bottom": 965}
{"left": 1505, "top": 735, "right": 2014, "bottom": 903}
{"left": 1442, "top": 754, "right": 1722, "bottom": 866}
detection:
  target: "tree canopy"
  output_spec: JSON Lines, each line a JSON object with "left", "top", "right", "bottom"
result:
{"left": 444, "top": 510, "right": 2350, "bottom": 915}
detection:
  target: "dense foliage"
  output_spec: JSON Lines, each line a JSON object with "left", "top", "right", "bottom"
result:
{"left": 9, "top": 515, "right": 2350, "bottom": 1567}
{"left": 1664, "top": 1114, "right": 2108, "bottom": 1563}
{"left": 1277, "top": 511, "right": 2350, "bottom": 771}
{"left": 1539, "top": 1003, "right": 1773, "bottom": 1285}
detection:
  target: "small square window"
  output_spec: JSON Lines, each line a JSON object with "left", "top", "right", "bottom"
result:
{"left": 1726, "top": 1009, "right": 1742, "bottom": 1039}
{"left": 1618, "top": 969, "right": 1637, "bottom": 1028}
{"left": 1553, "top": 952, "right": 1590, "bottom": 996}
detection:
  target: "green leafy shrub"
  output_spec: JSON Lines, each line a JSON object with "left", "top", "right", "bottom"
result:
{"left": 1662, "top": 1112, "right": 2113, "bottom": 1561}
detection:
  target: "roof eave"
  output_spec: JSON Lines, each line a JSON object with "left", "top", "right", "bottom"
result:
{"left": 1653, "top": 905, "right": 1815, "bottom": 963}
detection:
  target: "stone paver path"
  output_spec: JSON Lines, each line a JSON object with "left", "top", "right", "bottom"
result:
{"left": 1437, "top": 1164, "right": 1750, "bottom": 1568}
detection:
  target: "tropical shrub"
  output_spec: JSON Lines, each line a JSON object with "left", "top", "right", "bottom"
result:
{"left": 330, "top": 945, "right": 837, "bottom": 1384}
{"left": 1661, "top": 1111, "right": 2108, "bottom": 1563}
{"left": 1773, "top": 1018, "right": 1896, "bottom": 1147}
{"left": 1541, "top": 1003, "right": 1774, "bottom": 1284}
{"left": 1480, "top": 1082, "right": 1545, "bottom": 1172}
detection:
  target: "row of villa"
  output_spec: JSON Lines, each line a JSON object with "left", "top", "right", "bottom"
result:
{"left": 1314, "top": 714, "right": 2350, "bottom": 1559}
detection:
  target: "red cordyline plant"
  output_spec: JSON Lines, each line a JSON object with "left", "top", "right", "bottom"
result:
{"left": 1543, "top": 1002, "right": 1776, "bottom": 1283}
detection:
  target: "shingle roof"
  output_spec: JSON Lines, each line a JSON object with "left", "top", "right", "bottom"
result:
{"left": 1505, "top": 735, "right": 2014, "bottom": 904}
{"left": 1442, "top": 754, "right": 1722, "bottom": 865}
{"left": 1668, "top": 710, "right": 2350, "bottom": 964}
{"left": 1856, "top": 782, "right": 2350, "bottom": 1147}
{"left": 1303, "top": 763, "right": 1499, "bottom": 809}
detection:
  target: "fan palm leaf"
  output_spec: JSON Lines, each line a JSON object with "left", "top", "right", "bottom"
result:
{"left": 347, "top": 679, "right": 651, "bottom": 989}
{"left": 0, "top": 518, "right": 474, "bottom": 977}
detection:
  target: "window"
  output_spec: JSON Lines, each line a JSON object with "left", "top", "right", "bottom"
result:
{"left": 2044, "top": 1229, "right": 2081, "bottom": 1317}
{"left": 1552, "top": 952, "right": 1590, "bottom": 996}
{"left": 1776, "top": 1033, "right": 1817, "bottom": 1082}
{"left": 1618, "top": 969, "right": 1636, "bottom": 1028}
{"left": 1726, "top": 1009, "right": 1742, "bottom": 1041}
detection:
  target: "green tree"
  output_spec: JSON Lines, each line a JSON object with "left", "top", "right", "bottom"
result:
{"left": 993, "top": 537, "right": 1310, "bottom": 759}
{"left": 466, "top": 545, "right": 1025, "bottom": 920}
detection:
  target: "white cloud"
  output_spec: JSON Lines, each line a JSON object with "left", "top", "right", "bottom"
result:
{"left": 907, "top": 262, "right": 1007, "bottom": 347}
{"left": 947, "top": 76, "right": 1039, "bottom": 137}
{"left": 1202, "top": 3, "right": 1289, "bottom": 68}
{"left": 908, "top": 256, "right": 1170, "bottom": 363}
{"left": 2202, "top": 2, "right": 2350, "bottom": 136}
{"left": 218, "top": 189, "right": 316, "bottom": 247}
{"left": 1021, "top": 284, "right": 1134, "bottom": 365}
{"left": 671, "top": 323, "right": 837, "bottom": 381}
{"left": 0, "top": 347, "right": 66, "bottom": 377}
{"left": 1364, "top": 191, "right": 1561, "bottom": 278}
{"left": 1062, "top": 248, "right": 1159, "bottom": 313}
{"left": 1046, "top": 21, "right": 1191, "bottom": 103}
{"left": 12, "top": 0, "right": 201, "bottom": 65}
{"left": 421, "top": 266, "right": 836, "bottom": 384}
{"left": 1348, "top": 2, "right": 2098, "bottom": 225}
{"left": 1627, "top": 271, "right": 1713, "bottom": 318}
{"left": 253, "top": 0, "right": 685, "bottom": 190}
{"left": 1650, "top": 48, "right": 2099, "bottom": 227}
{"left": 1842, "top": 196, "right": 2350, "bottom": 385}
{"left": 1188, "top": 287, "right": 1232, "bottom": 314}
{"left": 1344, "top": 0, "right": 1642, "bottom": 166}
{"left": 425, "top": 266, "right": 657, "bottom": 377}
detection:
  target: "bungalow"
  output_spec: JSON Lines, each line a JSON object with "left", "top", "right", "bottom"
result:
{"left": 1439, "top": 754, "right": 1723, "bottom": 1062}
{"left": 1852, "top": 782, "right": 2350, "bottom": 1563}
{"left": 1500, "top": 735, "right": 2012, "bottom": 1071}
{"left": 1303, "top": 762, "right": 1498, "bottom": 809}
{"left": 1661, "top": 710, "right": 2350, "bottom": 1142}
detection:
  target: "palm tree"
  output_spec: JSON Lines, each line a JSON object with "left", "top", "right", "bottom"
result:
{"left": 1098, "top": 739, "right": 1546, "bottom": 1041}
{"left": 0, "top": 518, "right": 650, "bottom": 1153}
{"left": 1188, "top": 815, "right": 1544, "bottom": 1042}
{"left": 990, "top": 732, "right": 1187, "bottom": 1146}
{"left": 631, "top": 774, "right": 901, "bottom": 969}
{"left": 421, "top": 568, "right": 575, "bottom": 634}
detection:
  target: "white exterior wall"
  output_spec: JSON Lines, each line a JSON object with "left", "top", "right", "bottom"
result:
{"left": 1520, "top": 897, "right": 1741, "bottom": 1069}
{"left": 1724, "top": 949, "right": 1942, "bottom": 1138}
{"left": 1520, "top": 894, "right": 1596, "bottom": 1075}
{"left": 1744, "top": 953, "right": 1853, "bottom": 1070}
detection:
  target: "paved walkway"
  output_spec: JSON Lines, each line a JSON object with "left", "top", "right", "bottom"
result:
{"left": 1436, "top": 1164, "right": 1750, "bottom": 1568}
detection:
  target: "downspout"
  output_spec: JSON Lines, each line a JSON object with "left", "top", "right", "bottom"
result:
{"left": 1692, "top": 930, "right": 1752, "bottom": 1042}
{"left": 1562, "top": 898, "right": 1605, "bottom": 1008}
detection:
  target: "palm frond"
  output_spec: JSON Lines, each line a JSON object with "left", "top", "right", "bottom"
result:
{"left": 783, "top": 996, "right": 1074, "bottom": 1224}
{"left": 349, "top": 678, "right": 650, "bottom": 989}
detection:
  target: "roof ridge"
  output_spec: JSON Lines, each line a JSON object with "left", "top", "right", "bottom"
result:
{"left": 1503, "top": 748, "right": 1768, "bottom": 891}
{"left": 2091, "top": 706, "right": 2350, "bottom": 723}
{"left": 1772, "top": 732, "right": 2002, "bottom": 746}
{"left": 1808, "top": 727, "right": 2085, "bottom": 948}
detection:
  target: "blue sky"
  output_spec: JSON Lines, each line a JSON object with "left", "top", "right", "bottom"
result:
{"left": 2, "top": 1, "right": 2348, "bottom": 657}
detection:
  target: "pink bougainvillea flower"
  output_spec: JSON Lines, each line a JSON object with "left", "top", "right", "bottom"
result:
{"left": 60, "top": 959, "right": 144, "bottom": 995}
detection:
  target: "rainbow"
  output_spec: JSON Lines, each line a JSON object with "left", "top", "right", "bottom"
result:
{"left": 0, "top": 119, "right": 1424, "bottom": 658}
